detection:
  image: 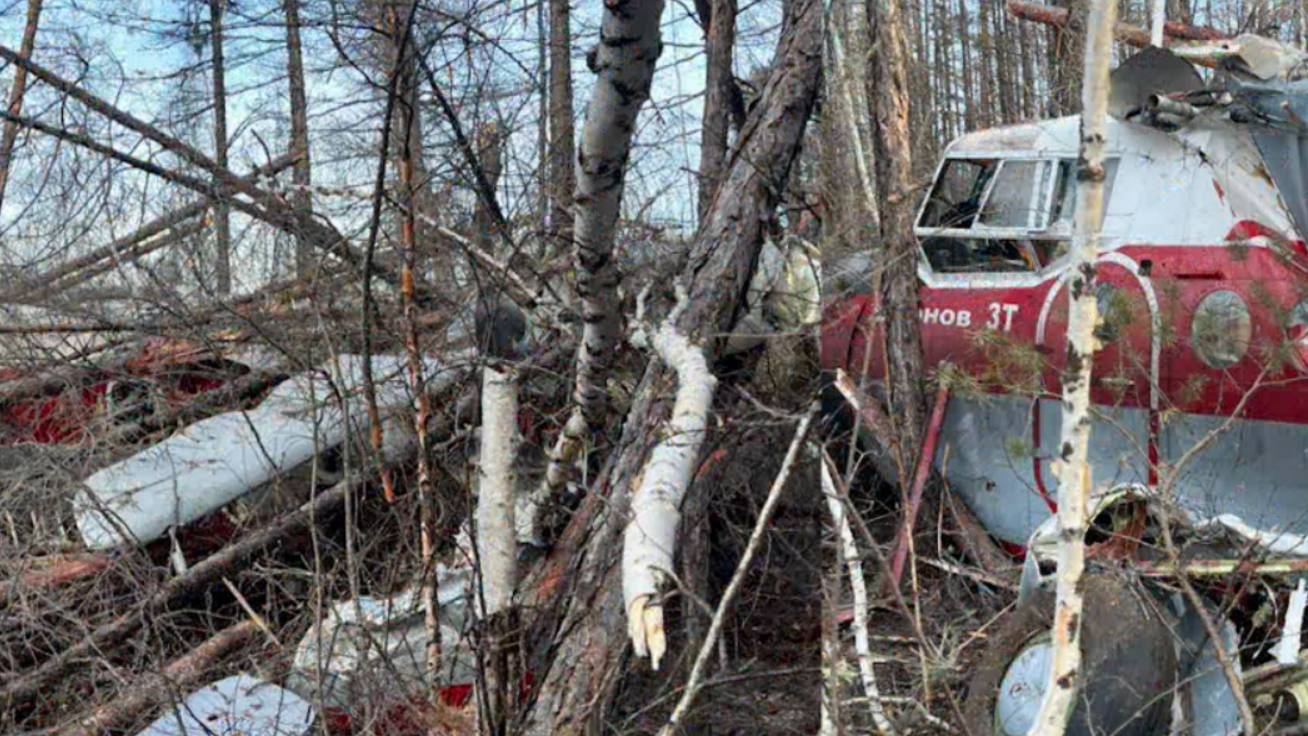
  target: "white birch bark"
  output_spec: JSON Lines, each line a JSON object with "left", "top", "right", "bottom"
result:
{"left": 821, "top": 454, "right": 894, "bottom": 735}
{"left": 476, "top": 365, "right": 519, "bottom": 615}
{"left": 622, "top": 312, "right": 716, "bottom": 671}
{"left": 1150, "top": 0, "right": 1166, "bottom": 47}
{"left": 824, "top": 0, "right": 878, "bottom": 223}
{"left": 571, "top": 0, "right": 665, "bottom": 424}
{"left": 535, "top": 0, "right": 666, "bottom": 518}
{"left": 1029, "top": 1, "right": 1116, "bottom": 732}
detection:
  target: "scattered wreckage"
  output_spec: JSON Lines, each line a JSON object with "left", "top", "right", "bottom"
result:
{"left": 823, "top": 17, "right": 1308, "bottom": 736}
{"left": 0, "top": 224, "right": 820, "bottom": 732}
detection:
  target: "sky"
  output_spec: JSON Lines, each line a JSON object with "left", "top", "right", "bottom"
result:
{"left": 0, "top": 0, "right": 785, "bottom": 292}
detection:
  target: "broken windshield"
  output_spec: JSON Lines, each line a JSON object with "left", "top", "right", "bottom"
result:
{"left": 918, "top": 159, "right": 995, "bottom": 229}
{"left": 916, "top": 156, "right": 1118, "bottom": 275}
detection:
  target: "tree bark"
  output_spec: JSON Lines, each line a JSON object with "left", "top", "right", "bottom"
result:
{"left": 533, "top": 0, "right": 666, "bottom": 531}
{"left": 547, "top": 0, "right": 575, "bottom": 258}
{"left": 517, "top": 1, "right": 820, "bottom": 730}
{"left": 284, "top": 0, "right": 314, "bottom": 280}
{"left": 0, "top": 0, "right": 42, "bottom": 211}
{"left": 696, "top": 0, "right": 736, "bottom": 220}
{"left": 477, "top": 364, "right": 520, "bottom": 734}
{"left": 1029, "top": 0, "right": 1115, "bottom": 731}
{"left": 382, "top": 0, "right": 445, "bottom": 708}
{"left": 821, "top": 0, "right": 878, "bottom": 251}
{"left": 1047, "top": 0, "right": 1087, "bottom": 116}
{"left": 210, "top": 0, "right": 232, "bottom": 294}
{"left": 474, "top": 121, "right": 504, "bottom": 256}
{"left": 570, "top": 0, "right": 664, "bottom": 428}
{"left": 871, "top": 0, "right": 927, "bottom": 478}
{"left": 958, "top": 0, "right": 976, "bottom": 131}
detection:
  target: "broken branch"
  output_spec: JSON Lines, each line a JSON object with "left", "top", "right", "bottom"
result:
{"left": 623, "top": 296, "right": 718, "bottom": 670}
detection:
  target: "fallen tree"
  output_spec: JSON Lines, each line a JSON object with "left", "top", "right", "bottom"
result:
{"left": 517, "top": 0, "right": 821, "bottom": 730}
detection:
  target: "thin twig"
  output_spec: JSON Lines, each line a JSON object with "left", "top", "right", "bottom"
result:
{"left": 658, "top": 404, "right": 816, "bottom": 735}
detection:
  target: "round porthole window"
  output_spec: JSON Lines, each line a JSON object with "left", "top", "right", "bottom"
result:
{"left": 1190, "top": 290, "right": 1251, "bottom": 369}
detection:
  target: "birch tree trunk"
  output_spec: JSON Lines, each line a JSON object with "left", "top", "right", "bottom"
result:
{"left": 517, "top": 3, "right": 820, "bottom": 730}
{"left": 477, "top": 364, "right": 520, "bottom": 734}
{"left": 1029, "top": 1, "right": 1115, "bottom": 731}
{"left": 821, "top": 0, "right": 878, "bottom": 251}
{"left": 210, "top": 0, "right": 232, "bottom": 295}
{"left": 0, "top": 0, "right": 42, "bottom": 212}
{"left": 568, "top": 0, "right": 663, "bottom": 428}
{"left": 871, "top": 0, "right": 927, "bottom": 476}
{"left": 1150, "top": 0, "right": 1166, "bottom": 45}
{"left": 547, "top": 0, "right": 574, "bottom": 259}
{"left": 284, "top": 0, "right": 314, "bottom": 279}
{"left": 533, "top": 0, "right": 665, "bottom": 534}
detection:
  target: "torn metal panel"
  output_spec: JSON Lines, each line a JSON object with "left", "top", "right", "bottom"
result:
{"left": 136, "top": 674, "right": 314, "bottom": 736}
{"left": 287, "top": 562, "right": 475, "bottom": 708}
{"left": 75, "top": 351, "right": 471, "bottom": 550}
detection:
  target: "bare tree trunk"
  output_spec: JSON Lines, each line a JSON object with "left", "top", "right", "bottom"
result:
{"left": 210, "top": 0, "right": 232, "bottom": 294}
{"left": 871, "top": 0, "right": 927, "bottom": 477}
{"left": 1029, "top": 1, "right": 1115, "bottom": 731}
{"left": 1019, "top": 9, "right": 1038, "bottom": 118}
{"left": 1048, "top": 0, "right": 1087, "bottom": 116}
{"left": 570, "top": 0, "right": 663, "bottom": 427}
{"left": 518, "top": 2, "right": 820, "bottom": 730}
{"left": 822, "top": 0, "right": 878, "bottom": 250}
{"left": 475, "top": 122, "right": 504, "bottom": 255}
{"left": 696, "top": 0, "right": 737, "bottom": 220}
{"left": 384, "top": 0, "right": 444, "bottom": 707}
{"left": 978, "top": 0, "right": 994, "bottom": 127}
{"left": 0, "top": 0, "right": 42, "bottom": 211}
{"left": 477, "top": 364, "right": 520, "bottom": 734}
{"left": 533, "top": 0, "right": 665, "bottom": 532}
{"left": 284, "top": 0, "right": 314, "bottom": 279}
{"left": 958, "top": 0, "right": 977, "bottom": 131}
{"left": 547, "top": 0, "right": 575, "bottom": 258}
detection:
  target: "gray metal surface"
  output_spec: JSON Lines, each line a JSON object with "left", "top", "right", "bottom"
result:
{"left": 137, "top": 674, "right": 314, "bottom": 736}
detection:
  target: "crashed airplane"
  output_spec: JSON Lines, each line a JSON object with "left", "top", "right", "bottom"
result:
{"left": 823, "top": 26, "right": 1308, "bottom": 736}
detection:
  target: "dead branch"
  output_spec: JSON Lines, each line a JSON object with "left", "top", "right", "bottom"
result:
{"left": 660, "top": 405, "right": 815, "bottom": 734}
{"left": 64, "top": 620, "right": 261, "bottom": 736}
{"left": 0, "top": 47, "right": 416, "bottom": 294}
{"left": 4, "top": 153, "right": 297, "bottom": 304}
{"left": 1008, "top": 0, "right": 1225, "bottom": 59}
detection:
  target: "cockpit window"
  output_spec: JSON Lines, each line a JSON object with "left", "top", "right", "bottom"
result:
{"left": 916, "top": 155, "right": 1118, "bottom": 276}
{"left": 1050, "top": 158, "right": 1120, "bottom": 225}
{"left": 918, "top": 159, "right": 995, "bottom": 229}
{"left": 979, "top": 160, "right": 1050, "bottom": 228}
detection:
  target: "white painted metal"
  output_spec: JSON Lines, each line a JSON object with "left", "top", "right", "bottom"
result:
{"left": 288, "top": 562, "right": 475, "bottom": 706}
{"left": 137, "top": 674, "right": 314, "bottom": 736}
{"left": 916, "top": 114, "right": 1295, "bottom": 295}
{"left": 76, "top": 350, "right": 473, "bottom": 549}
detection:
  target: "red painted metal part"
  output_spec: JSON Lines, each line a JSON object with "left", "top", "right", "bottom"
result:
{"left": 0, "top": 338, "right": 229, "bottom": 445}
{"left": 825, "top": 240, "right": 1308, "bottom": 440}
{"left": 887, "top": 382, "right": 950, "bottom": 590}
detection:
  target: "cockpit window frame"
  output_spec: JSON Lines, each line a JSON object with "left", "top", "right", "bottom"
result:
{"left": 914, "top": 153, "right": 1118, "bottom": 288}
